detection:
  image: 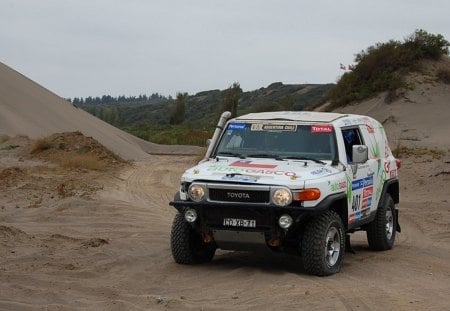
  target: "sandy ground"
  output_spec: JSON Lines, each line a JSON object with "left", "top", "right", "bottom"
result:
{"left": 1, "top": 137, "right": 449, "bottom": 311}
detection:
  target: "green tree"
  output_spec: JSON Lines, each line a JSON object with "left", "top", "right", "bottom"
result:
{"left": 169, "top": 92, "right": 187, "bottom": 124}
{"left": 222, "top": 82, "right": 242, "bottom": 117}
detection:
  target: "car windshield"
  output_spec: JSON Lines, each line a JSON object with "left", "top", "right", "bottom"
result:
{"left": 214, "top": 122, "right": 337, "bottom": 161}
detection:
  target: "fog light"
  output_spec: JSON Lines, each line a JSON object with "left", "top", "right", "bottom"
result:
{"left": 184, "top": 209, "right": 198, "bottom": 223}
{"left": 278, "top": 214, "right": 293, "bottom": 229}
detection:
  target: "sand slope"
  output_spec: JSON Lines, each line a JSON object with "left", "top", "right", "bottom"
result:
{"left": 0, "top": 62, "right": 202, "bottom": 160}
{"left": 1, "top": 60, "right": 449, "bottom": 310}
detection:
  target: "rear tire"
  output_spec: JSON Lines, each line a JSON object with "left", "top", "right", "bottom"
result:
{"left": 366, "top": 194, "right": 396, "bottom": 250}
{"left": 301, "top": 210, "right": 345, "bottom": 276}
{"left": 170, "top": 212, "right": 216, "bottom": 264}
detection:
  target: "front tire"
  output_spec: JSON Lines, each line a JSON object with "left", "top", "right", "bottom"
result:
{"left": 170, "top": 212, "right": 216, "bottom": 264}
{"left": 366, "top": 194, "right": 396, "bottom": 250}
{"left": 301, "top": 210, "right": 345, "bottom": 276}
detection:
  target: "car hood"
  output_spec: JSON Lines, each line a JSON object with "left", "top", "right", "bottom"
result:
{"left": 181, "top": 157, "right": 341, "bottom": 187}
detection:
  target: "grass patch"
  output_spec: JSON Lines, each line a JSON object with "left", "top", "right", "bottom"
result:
{"left": 30, "top": 138, "right": 52, "bottom": 154}
{"left": 393, "top": 145, "right": 444, "bottom": 159}
{"left": 123, "top": 124, "right": 214, "bottom": 146}
{"left": 1, "top": 144, "right": 20, "bottom": 150}
{"left": 0, "top": 134, "right": 10, "bottom": 144}
{"left": 57, "top": 154, "right": 107, "bottom": 171}
{"left": 436, "top": 68, "right": 450, "bottom": 84}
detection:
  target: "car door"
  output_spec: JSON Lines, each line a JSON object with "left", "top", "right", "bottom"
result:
{"left": 341, "top": 126, "right": 378, "bottom": 228}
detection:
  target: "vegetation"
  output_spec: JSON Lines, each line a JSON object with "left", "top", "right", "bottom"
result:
{"left": 393, "top": 145, "right": 444, "bottom": 160}
{"left": 30, "top": 138, "right": 52, "bottom": 154}
{"left": 75, "top": 83, "right": 332, "bottom": 146}
{"left": 222, "top": 82, "right": 242, "bottom": 118}
{"left": 327, "top": 29, "right": 450, "bottom": 108}
{"left": 437, "top": 68, "right": 450, "bottom": 84}
{"left": 0, "top": 134, "right": 9, "bottom": 144}
{"left": 169, "top": 92, "right": 187, "bottom": 125}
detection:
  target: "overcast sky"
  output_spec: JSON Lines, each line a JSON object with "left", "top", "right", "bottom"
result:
{"left": 1, "top": 0, "right": 449, "bottom": 99}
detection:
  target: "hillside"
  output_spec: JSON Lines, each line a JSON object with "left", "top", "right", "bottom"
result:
{"left": 77, "top": 83, "right": 333, "bottom": 126}
{"left": 0, "top": 62, "right": 202, "bottom": 159}
{"left": 323, "top": 56, "right": 450, "bottom": 151}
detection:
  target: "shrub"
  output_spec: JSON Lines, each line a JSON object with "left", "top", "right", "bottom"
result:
{"left": 437, "top": 68, "right": 450, "bottom": 84}
{"left": 57, "top": 154, "right": 106, "bottom": 171}
{"left": 327, "top": 29, "right": 449, "bottom": 108}
{"left": 30, "top": 138, "right": 52, "bottom": 154}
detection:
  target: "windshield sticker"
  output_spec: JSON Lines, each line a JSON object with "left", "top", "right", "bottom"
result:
{"left": 230, "top": 160, "right": 278, "bottom": 169}
{"left": 251, "top": 124, "right": 297, "bottom": 132}
{"left": 311, "top": 125, "right": 333, "bottom": 133}
{"left": 228, "top": 123, "right": 247, "bottom": 130}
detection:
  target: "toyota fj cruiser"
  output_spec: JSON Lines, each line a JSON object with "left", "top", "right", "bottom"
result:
{"left": 170, "top": 111, "right": 400, "bottom": 276}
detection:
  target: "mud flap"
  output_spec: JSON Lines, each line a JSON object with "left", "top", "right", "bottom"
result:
{"left": 395, "top": 209, "right": 401, "bottom": 233}
{"left": 345, "top": 234, "right": 355, "bottom": 254}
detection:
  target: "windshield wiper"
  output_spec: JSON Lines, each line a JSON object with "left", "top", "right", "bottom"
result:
{"left": 278, "top": 156, "right": 326, "bottom": 165}
{"left": 215, "top": 152, "right": 246, "bottom": 158}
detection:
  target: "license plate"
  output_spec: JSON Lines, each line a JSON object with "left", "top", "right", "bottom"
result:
{"left": 223, "top": 218, "right": 256, "bottom": 228}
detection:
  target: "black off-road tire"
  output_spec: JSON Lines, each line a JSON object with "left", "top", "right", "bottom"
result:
{"left": 170, "top": 212, "right": 216, "bottom": 264}
{"left": 301, "top": 210, "right": 345, "bottom": 276}
{"left": 366, "top": 194, "right": 396, "bottom": 250}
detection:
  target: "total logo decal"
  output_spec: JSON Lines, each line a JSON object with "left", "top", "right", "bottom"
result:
{"left": 207, "top": 161, "right": 297, "bottom": 177}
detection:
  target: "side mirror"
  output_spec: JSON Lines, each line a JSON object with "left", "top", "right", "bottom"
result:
{"left": 352, "top": 145, "right": 368, "bottom": 164}
{"left": 206, "top": 139, "right": 212, "bottom": 147}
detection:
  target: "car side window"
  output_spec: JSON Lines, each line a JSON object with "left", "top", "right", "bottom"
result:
{"left": 342, "top": 128, "right": 363, "bottom": 163}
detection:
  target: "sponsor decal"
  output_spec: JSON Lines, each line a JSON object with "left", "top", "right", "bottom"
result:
{"left": 250, "top": 123, "right": 297, "bottom": 131}
{"left": 364, "top": 117, "right": 375, "bottom": 133}
{"left": 362, "top": 197, "right": 373, "bottom": 209}
{"left": 384, "top": 161, "right": 391, "bottom": 173}
{"left": 228, "top": 123, "right": 246, "bottom": 130}
{"left": 311, "top": 125, "right": 333, "bottom": 133}
{"left": 330, "top": 180, "right": 347, "bottom": 192}
{"left": 311, "top": 167, "right": 333, "bottom": 176}
{"left": 207, "top": 164, "right": 297, "bottom": 177}
{"left": 230, "top": 160, "right": 278, "bottom": 169}
{"left": 390, "top": 169, "right": 397, "bottom": 178}
{"left": 221, "top": 174, "right": 259, "bottom": 183}
{"left": 363, "top": 186, "right": 373, "bottom": 198}
{"left": 352, "top": 176, "right": 373, "bottom": 191}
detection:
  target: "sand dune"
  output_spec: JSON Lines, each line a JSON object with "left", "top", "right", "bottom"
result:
{"left": 0, "top": 62, "right": 201, "bottom": 160}
{"left": 1, "top": 60, "right": 449, "bottom": 310}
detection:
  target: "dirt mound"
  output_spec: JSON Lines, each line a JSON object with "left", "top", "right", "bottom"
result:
{"left": 0, "top": 167, "right": 25, "bottom": 186}
{"left": 0, "top": 225, "right": 27, "bottom": 238}
{"left": 29, "top": 131, "right": 125, "bottom": 170}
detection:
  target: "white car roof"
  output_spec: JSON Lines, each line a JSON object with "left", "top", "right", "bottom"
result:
{"left": 234, "top": 111, "right": 347, "bottom": 123}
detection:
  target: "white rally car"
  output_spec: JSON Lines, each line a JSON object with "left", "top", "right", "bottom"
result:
{"left": 170, "top": 111, "right": 400, "bottom": 276}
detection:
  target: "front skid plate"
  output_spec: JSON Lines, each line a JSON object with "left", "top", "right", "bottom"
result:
{"left": 212, "top": 230, "right": 267, "bottom": 251}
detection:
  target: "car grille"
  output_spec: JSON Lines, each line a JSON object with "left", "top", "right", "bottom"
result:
{"left": 208, "top": 188, "right": 270, "bottom": 203}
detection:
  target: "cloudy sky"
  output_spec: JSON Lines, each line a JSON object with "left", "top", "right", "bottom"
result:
{"left": 1, "top": 0, "right": 449, "bottom": 99}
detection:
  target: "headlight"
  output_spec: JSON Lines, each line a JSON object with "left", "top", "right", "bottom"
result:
{"left": 188, "top": 184, "right": 206, "bottom": 202}
{"left": 272, "top": 188, "right": 292, "bottom": 206}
